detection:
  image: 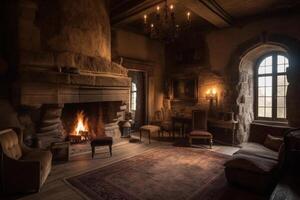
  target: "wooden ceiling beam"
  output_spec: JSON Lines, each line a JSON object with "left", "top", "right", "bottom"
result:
{"left": 111, "top": 0, "right": 178, "bottom": 26}
{"left": 183, "top": 0, "right": 233, "bottom": 28}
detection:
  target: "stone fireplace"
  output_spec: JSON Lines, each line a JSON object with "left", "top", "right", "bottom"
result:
{"left": 35, "top": 101, "right": 125, "bottom": 148}
{"left": 0, "top": 0, "right": 131, "bottom": 148}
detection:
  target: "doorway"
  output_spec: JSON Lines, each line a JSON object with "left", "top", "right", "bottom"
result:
{"left": 128, "top": 70, "right": 146, "bottom": 129}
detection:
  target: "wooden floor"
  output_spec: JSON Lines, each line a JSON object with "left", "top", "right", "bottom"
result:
{"left": 13, "top": 135, "right": 239, "bottom": 200}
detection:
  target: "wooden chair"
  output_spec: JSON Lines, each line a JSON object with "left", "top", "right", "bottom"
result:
{"left": 150, "top": 110, "right": 172, "bottom": 138}
{"left": 188, "top": 110, "right": 213, "bottom": 148}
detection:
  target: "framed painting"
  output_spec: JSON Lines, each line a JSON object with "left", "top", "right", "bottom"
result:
{"left": 171, "top": 77, "right": 198, "bottom": 101}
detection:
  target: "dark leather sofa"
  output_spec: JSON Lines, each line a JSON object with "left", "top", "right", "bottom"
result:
{"left": 224, "top": 123, "right": 291, "bottom": 192}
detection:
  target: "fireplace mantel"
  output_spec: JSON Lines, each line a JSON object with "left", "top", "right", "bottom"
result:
{"left": 15, "top": 69, "right": 131, "bottom": 106}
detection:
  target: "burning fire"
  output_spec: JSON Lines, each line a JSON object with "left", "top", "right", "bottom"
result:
{"left": 73, "top": 111, "right": 89, "bottom": 136}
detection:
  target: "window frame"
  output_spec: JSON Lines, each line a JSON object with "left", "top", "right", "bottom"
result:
{"left": 130, "top": 82, "right": 137, "bottom": 111}
{"left": 254, "top": 51, "right": 288, "bottom": 122}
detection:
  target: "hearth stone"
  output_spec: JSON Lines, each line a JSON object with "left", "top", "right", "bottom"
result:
{"left": 36, "top": 104, "right": 66, "bottom": 148}
{"left": 105, "top": 122, "right": 122, "bottom": 143}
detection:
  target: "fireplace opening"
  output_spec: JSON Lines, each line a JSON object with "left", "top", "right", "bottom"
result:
{"left": 61, "top": 101, "right": 123, "bottom": 144}
{"left": 27, "top": 101, "right": 126, "bottom": 152}
{"left": 62, "top": 102, "right": 104, "bottom": 143}
{"left": 68, "top": 110, "right": 90, "bottom": 143}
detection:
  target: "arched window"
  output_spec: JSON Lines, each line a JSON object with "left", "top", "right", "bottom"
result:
{"left": 131, "top": 82, "right": 137, "bottom": 111}
{"left": 255, "top": 52, "right": 288, "bottom": 121}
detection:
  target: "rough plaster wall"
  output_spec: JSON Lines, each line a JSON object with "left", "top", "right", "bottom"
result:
{"left": 164, "top": 14, "right": 300, "bottom": 143}
{"left": 205, "top": 14, "right": 300, "bottom": 74}
{"left": 37, "top": 0, "right": 111, "bottom": 59}
{"left": 112, "top": 29, "right": 165, "bottom": 120}
{"left": 19, "top": 0, "right": 111, "bottom": 60}
{"left": 204, "top": 14, "right": 300, "bottom": 138}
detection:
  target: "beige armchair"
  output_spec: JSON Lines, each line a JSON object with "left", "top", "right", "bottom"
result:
{"left": 0, "top": 128, "right": 52, "bottom": 194}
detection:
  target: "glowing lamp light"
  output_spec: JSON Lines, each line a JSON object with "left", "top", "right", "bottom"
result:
{"left": 170, "top": 4, "right": 174, "bottom": 10}
{"left": 206, "top": 88, "right": 217, "bottom": 100}
{"left": 156, "top": 6, "right": 160, "bottom": 11}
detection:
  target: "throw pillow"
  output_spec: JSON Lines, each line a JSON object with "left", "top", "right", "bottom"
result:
{"left": 264, "top": 134, "right": 283, "bottom": 152}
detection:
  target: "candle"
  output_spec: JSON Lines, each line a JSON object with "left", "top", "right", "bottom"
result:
{"left": 156, "top": 5, "right": 160, "bottom": 20}
{"left": 187, "top": 11, "right": 191, "bottom": 21}
{"left": 143, "top": 14, "right": 147, "bottom": 24}
{"left": 170, "top": 4, "right": 174, "bottom": 11}
{"left": 170, "top": 4, "right": 174, "bottom": 18}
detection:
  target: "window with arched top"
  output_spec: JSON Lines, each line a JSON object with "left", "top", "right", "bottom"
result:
{"left": 255, "top": 52, "right": 289, "bottom": 121}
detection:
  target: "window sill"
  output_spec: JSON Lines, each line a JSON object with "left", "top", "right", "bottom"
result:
{"left": 253, "top": 120, "right": 289, "bottom": 127}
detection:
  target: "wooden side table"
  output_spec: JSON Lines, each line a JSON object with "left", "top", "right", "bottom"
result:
{"left": 208, "top": 119, "right": 238, "bottom": 146}
{"left": 50, "top": 141, "right": 70, "bottom": 162}
{"left": 172, "top": 116, "right": 192, "bottom": 138}
{"left": 139, "top": 125, "right": 161, "bottom": 144}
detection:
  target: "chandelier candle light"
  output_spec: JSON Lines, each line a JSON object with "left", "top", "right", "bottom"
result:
{"left": 143, "top": 0, "right": 191, "bottom": 42}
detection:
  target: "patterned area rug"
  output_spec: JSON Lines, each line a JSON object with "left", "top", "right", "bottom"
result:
{"left": 66, "top": 147, "right": 266, "bottom": 200}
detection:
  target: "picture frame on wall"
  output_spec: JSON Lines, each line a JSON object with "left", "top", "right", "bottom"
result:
{"left": 171, "top": 77, "right": 198, "bottom": 101}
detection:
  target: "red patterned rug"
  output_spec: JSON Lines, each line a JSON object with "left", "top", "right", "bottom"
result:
{"left": 66, "top": 147, "right": 266, "bottom": 200}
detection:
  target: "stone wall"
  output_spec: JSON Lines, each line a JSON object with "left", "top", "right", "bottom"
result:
{"left": 19, "top": 0, "right": 110, "bottom": 59}
{"left": 165, "top": 14, "right": 300, "bottom": 143}
{"left": 0, "top": 0, "right": 131, "bottom": 142}
{"left": 165, "top": 32, "right": 226, "bottom": 117}
{"left": 204, "top": 14, "right": 300, "bottom": 140}
{"left": 17, "top": 0, "right": 121, "bottom": 75}
{"left": 15, "top": 0, "right": 130, "bottom": 107}
{"left": 169, "top": 68, "right": 226, "bottom": 116}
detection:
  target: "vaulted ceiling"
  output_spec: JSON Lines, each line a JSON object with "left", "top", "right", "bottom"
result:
{"left": 110, "top": 0, "right": 300, "bottom": 32}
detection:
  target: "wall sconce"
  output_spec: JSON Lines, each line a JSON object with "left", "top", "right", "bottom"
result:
{"left": 206, "top": 88, "right": 218, "bottom": 116}
{"left": 206, "top": 88, "right": 217, "bottom": 101}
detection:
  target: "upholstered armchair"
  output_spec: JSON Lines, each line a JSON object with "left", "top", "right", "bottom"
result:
{"left": 0, "top": 128, "right": 52, "bottom": 194}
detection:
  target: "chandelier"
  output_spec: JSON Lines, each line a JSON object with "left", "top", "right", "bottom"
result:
{"left": 143, "top": 0, "right": 191, "bottom": 42}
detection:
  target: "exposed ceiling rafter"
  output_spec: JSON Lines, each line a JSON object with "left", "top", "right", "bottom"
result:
{"left": 183, "top": 0, "right": 233, "bottom": 28}
{"left": 111, "top": 0, "right": 177, "bottom": 26}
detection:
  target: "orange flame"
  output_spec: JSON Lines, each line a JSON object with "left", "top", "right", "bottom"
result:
{"left": 73, "top": 111, "right": 88, "bottom": 136}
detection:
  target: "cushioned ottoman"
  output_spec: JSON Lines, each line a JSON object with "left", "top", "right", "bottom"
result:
{"left": 224, "top": 154, "right": 279, "bottom": 192}
{"left": 91, "top": 137, "right": 113, "bottom": 158}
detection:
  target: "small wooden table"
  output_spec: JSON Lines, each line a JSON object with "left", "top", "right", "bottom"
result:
{"left": 139, "top": 125, "right": 161, "bottom": 144}
{"left": 50, "top": 141, "right": 70, "bottom": 162}
{"left": 208, "top": 119, "right": 238, "bottom": 146}
{"left": 172, "top": 116, "right": 192, "bottom": 138}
